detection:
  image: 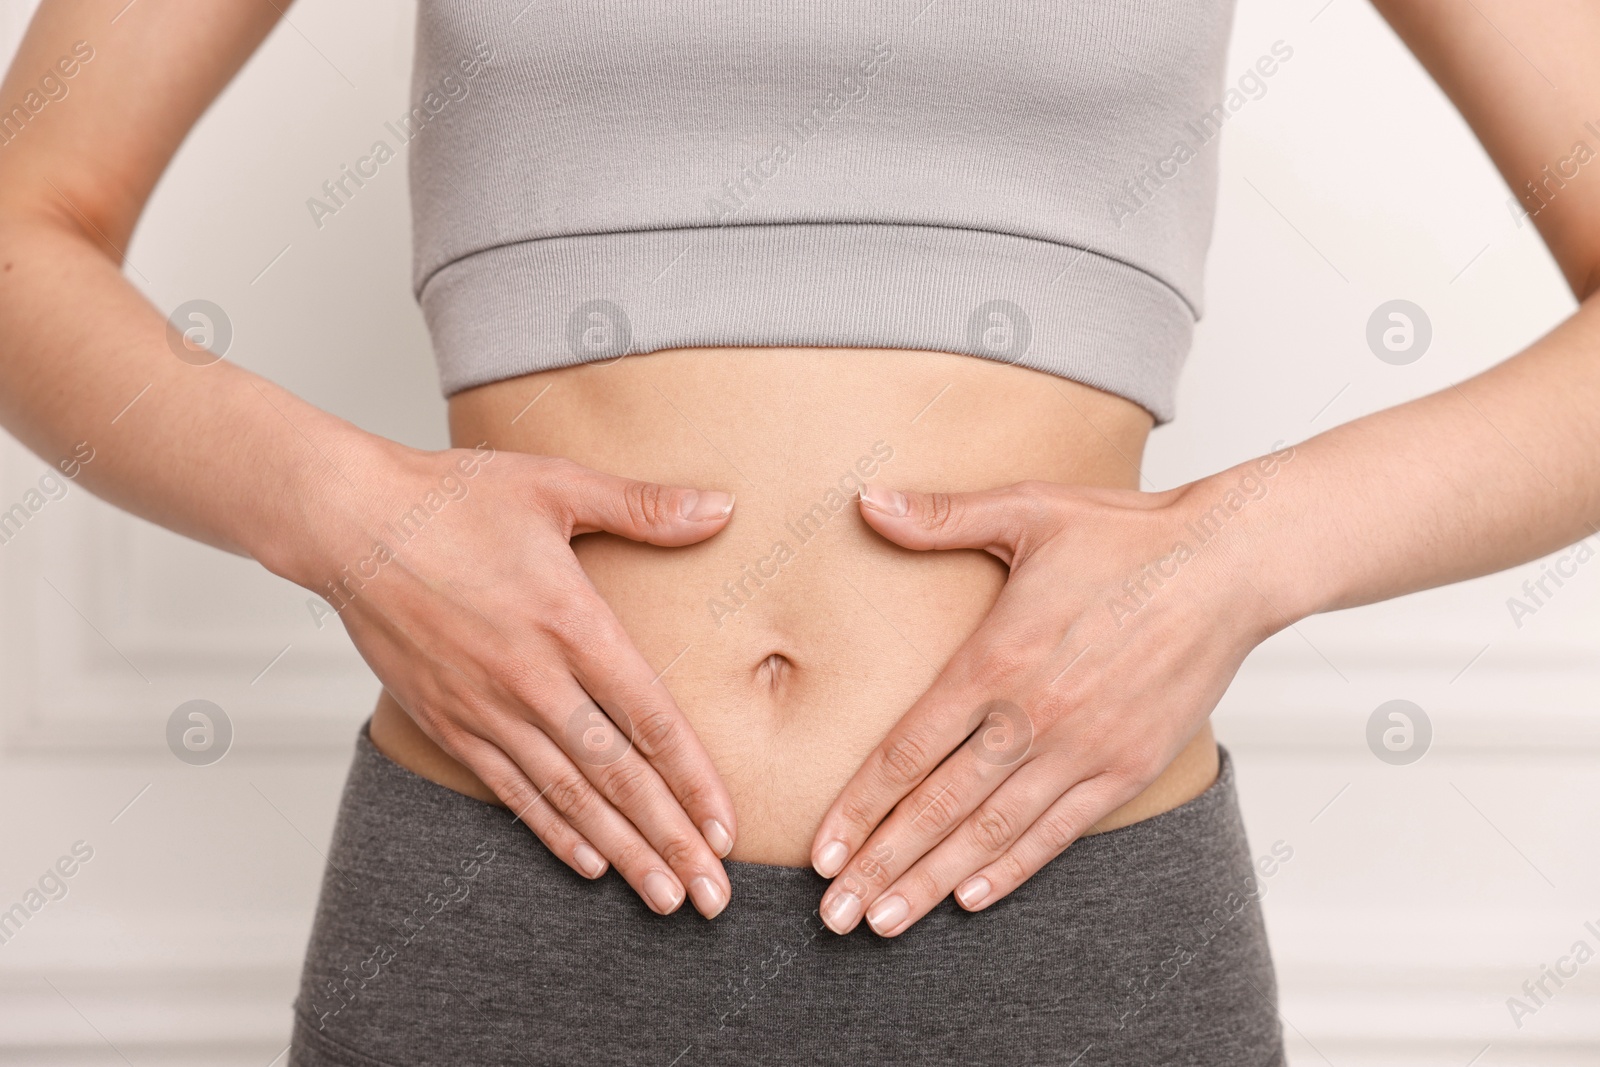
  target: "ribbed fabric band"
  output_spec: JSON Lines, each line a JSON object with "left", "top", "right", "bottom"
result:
{"left": 420, "top": 223, "right": 1193, "bottom": 421}
{"left": 408, "top": 0, "right": 1242, "bottom": 425}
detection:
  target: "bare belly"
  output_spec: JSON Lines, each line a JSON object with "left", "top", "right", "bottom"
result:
{"left": 370, "top": 345, "right": 1217, "bottom": 866}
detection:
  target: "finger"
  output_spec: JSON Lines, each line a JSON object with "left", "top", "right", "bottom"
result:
{"left": 816, "top": 730, "right": 1023, "bottom": 934}
{"left": 475, "top": 717, "right": 727, "bottom": 919}
{"left": 809, "top": 683, "right": 1035, "bottom": 882}
{"left": 544, "top": 458, "right": 735, "bottom": 545}
{"left": 452, "top": 732, "right": 608, "bottom": 878}
{"left": 861, "top": 760, "right": 1078, "bottom": 938}
{"left": 550, "top": 697, "right": 733, "bottom": 921}
{"left": 952, "top": 772, "right": 1131, "bottom": 915}
{"left": 858, "top": 480, "right": 1058, "bottom": 564}
{"left": 561, "top": 592, "right": 739, "bottom": 858}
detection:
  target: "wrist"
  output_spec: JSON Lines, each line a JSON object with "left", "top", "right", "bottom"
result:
{"left": 247, "top": 410, "right": 419, "bottom": 592}
{"left": 1170, "top": 443, "right": 1321, "bottom": 644}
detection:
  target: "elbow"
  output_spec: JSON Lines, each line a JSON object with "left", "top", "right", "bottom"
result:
{"left": 1577, "top": 263, "right": 1600, "bottom": 306}
{"left": 0, "top": 147, "right": 140, "bottom": 260}
{"left": 0, "top": 180, "right": 131, "bottom": 265}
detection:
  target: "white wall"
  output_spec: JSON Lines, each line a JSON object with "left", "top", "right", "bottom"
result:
{"left": 0, "top": 1, "right": 1596, "bottom": 1064}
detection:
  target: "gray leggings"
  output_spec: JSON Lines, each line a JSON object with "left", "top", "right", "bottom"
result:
{"left": 290, "top": 725, "right": 1284, "bottom": 1066}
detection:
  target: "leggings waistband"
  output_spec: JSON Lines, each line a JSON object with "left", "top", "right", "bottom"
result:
{"left": 291, "top": 725, "right": 1283, "bottom": 1067}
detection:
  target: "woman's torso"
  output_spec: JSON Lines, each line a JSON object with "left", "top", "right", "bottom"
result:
{"left": 371, "top": 345, "right": 1217, "bottom": 865}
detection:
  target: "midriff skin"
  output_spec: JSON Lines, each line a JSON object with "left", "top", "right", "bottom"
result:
{"left": 370, "top": 346, "right": 1218, "bottom": 866}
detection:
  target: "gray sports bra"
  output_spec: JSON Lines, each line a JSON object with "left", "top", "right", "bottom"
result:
{"left": 409, "top": 1, "right": 1239, "bottom": 424}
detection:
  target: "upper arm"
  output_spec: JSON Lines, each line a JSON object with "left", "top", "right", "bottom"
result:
{"left": 0, "top": 0, "right": 286, "bottom": 250}
{"left": 1372, "top": 0, "right": 1600, "bottom": 300}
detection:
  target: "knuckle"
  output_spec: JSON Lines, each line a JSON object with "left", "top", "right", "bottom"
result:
{"left": 1011, "top": 479, "right": 1053, "bottom": 504}
{"left": 495, "top": 661, "right": 550, "bottom": 712}
{"left": 1033, "top": 807, "right": 1083, "bottom": 854}
{"left": 878, "top": 734, "right": 931, "bottom": 787}
{"left": 623, "top": 479, "right": 672, "bottom": 528}
{"left": 968, "top": 804, "right": 1016, "bottom": 854}
{"left": 666, "top": 771, "right": 714, "bottom": 816}
{"left": 921, "top": 491, "right": 955, "bottom": 531}
{"left": 655, "top": 833, "right": 701, "bottom": 872}
{"left": 842, "top": 854, "right": 891, "bottom": 895}
{"left": 493, "top": 773, "right": 545, "bottom": 820}
{"left": 554, "top": 608, "right": 616, "bottom": 659}
{"left": 975, "top": 643, "right": 1034, "bottom": 686}
{"left": 542, "top": 771, "right": 598, "bottom": 823}
{"left": 538, "top": 584, "right": 592, "bottom": 635}
{"left": 1044, "top": 667, "right": 1089, "bottom": 711}
{"left": 836, "top": 794, "right": 879, "bottom": 837}
{"left": 906, "top": 782, "right": 963, "bottom": 836}
{"left": 1011, "top": 480, "right": 1060, "bottom": 529}
{"left": 599, "top": 759, "right": 654, "bottom": 810}
{"left": 1101, "top": 761, "right": 1147, "bottom": 797}
{"left": 834, "top": 871, "right": 872, "bottom": 899}
{"left": 447, "top": 692, "right": 502, "bottom": 739}
{"left": 904, "top": 864, "right": 945, "bottom": 904}
{"left": 608, "top": 838, "right": 652, "bottom": 876}
{"left": 861, "top": 839, "right": 899, "bottom": 875}
{"left": 995, "top": 849, "right": 1028, "bottom": 887}
{"left": 561, "top": 700, "right": 629, "bottom": 766}
{"left": 408, "top": 698, "right": 454, "bottom": 739}
{"left": 534, "top": 455, "right": 583, "bottom": 487}
{"left": 631, "top": 708, "right": 683, "bottom": 759}
{"left": 530, "top": 457, "right": 583, "bottom": 513}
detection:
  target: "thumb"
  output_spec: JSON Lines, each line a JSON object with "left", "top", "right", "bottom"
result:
{"left": 858, "top": 482, "right": 1039, "bottom": 564}
{"left": 551, "top": 462, "right": 735, "bottom": 546}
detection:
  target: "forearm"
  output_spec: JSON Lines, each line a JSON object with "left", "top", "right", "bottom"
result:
{"left": 1202, "top": 291, "right": 1600, "bottom": 634}
{"left": 0, "top": 208, "right": 392, "bottom": 581}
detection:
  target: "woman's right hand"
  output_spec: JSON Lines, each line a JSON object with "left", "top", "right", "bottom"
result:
{"left": 271, "top": 432, "right": 740, "bottom": 919}
{"left": 0, "top": 0, "right": 738, "bottom": 922}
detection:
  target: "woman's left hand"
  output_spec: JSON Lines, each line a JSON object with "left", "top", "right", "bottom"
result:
{"left": 809, "top": 456, "right": 1292, "bottom": 936}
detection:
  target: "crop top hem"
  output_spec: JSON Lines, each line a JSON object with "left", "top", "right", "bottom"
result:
{"left": 418, "top": 222, "right": 1193, "bottom": 424}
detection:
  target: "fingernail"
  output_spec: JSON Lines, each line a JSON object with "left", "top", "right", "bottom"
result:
{"left": 688, "top": 876, "right": 727, "bottom": 919}
{"left": 702, "top": 818, "right": 734, "bottom": 858}
{"left": 573, "top": 843, "right": 606, "bottom": 878}
{"left": 814, "top": 840, "right": 848, "bottom": 878}
{"left": 822, "top": 890, "right": 863, "bottom": 934}
{"left": 859, "top": 484, "right": 908, "bottom": 517}
{"left": 681, "top": 489, "right": 735, "bottom": 520}
{"left": 643, "top": 869, "right": 684, "bottom": 914}
{"left": 955, "top": 876, "right": 992, "bottom": 910}
{"left": 866, "top": 894, "right": 909, "bottom": 935}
